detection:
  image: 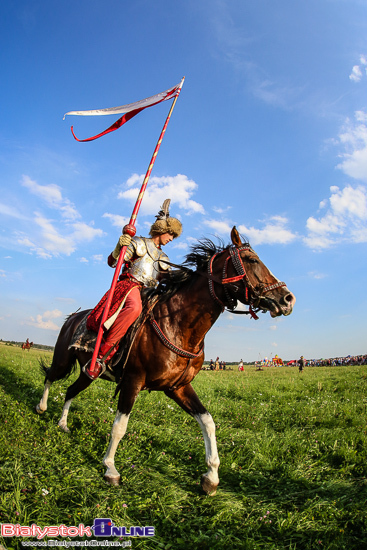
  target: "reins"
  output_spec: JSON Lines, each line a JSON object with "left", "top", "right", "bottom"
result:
{"left": 147, "top": 246, "right": 286, "bottom": 364}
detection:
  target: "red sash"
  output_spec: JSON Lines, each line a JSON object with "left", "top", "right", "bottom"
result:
{"left": 86, "top": 274, "right": 142, "bottom": 333}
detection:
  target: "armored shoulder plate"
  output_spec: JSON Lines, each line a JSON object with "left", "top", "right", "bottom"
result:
{"left": 158, "top": 252, "right": 170, "bottom": 271}
{"left": 126, "top": 237, "right": 170, "bottom": 287}
{"left": 134, "top": 236, "right": 148, "bottom": 257}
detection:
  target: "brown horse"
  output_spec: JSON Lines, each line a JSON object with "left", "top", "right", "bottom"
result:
{"left": 36, "top": 227, "right": 295, "bottom": 495}
{"left": 22, "top": 341, "right": 33, "bottom": 351}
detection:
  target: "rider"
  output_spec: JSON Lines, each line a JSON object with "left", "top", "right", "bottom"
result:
{"left": 84, "top": 199, "right": 182, "bottom": 380}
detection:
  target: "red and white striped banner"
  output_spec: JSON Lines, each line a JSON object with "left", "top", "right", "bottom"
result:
{"left": 63, "top": 78, "right": 184, "bottom": 142}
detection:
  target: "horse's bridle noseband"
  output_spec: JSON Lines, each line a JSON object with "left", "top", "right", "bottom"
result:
{"left": 208, "top": 246, "right": 286, "bottom": 318}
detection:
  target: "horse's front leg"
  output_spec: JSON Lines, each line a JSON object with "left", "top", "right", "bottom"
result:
{"left": 165, "top": 383, "right": 220, "bottom": 496}
{"left": 103, "top": 380, "right": 141, "bottom": 486}
{"left": 35, "top": 380, "right": 52, "bottom": 414}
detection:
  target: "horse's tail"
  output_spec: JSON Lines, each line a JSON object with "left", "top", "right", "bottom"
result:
{"left": 39, "top": 356, "right": 78, "bottom": 382}
{"left": 39, "top": 357, "right": 51, "bottom": 382}
{"left": 39, "top": 357, "right": 50, "bottom": 376}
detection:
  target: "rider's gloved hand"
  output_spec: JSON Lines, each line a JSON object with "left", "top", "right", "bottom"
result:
{"left": 112, "top": 234, "right": 132, "bottom": 260}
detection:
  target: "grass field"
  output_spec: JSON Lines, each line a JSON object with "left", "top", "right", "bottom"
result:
{"left": 0, "top": 343, "right": 367, "bottom": 550}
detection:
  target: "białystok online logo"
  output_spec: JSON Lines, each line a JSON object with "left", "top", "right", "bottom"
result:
{"left": 91, "top": 519, "right": 154, "bottom": 537}
{"left": 1, "top": 520, "right": 155, "bottom": 539}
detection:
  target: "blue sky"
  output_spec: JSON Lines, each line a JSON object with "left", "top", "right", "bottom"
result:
{"left": 1, "top": 0, "right": 367, "bottom": 362}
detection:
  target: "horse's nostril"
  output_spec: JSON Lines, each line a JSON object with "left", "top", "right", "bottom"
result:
{"left": 284, "top": 292, "right": 296, "bottom": 305}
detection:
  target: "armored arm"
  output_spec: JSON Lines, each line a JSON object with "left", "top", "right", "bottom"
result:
{"left": 108, "top": 235, "right": 138, "bottom": 268}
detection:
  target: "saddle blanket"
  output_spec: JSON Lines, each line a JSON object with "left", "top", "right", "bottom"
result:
{"left": 68, "top": 312, "right": 97, "bottom": 353}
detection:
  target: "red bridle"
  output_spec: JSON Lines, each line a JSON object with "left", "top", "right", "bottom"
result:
{"left": 207, "top": 246, "right": 287, "bottom": 318}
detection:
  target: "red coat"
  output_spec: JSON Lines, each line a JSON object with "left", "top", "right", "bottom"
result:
{"left": 86, "top": 273, "right": 142, "bottom": 333}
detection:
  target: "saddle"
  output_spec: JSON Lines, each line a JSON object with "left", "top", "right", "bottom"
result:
{"left": 69, "top": 288, "right": 159, "bottom": 378}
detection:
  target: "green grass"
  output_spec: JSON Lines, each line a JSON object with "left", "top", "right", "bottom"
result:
{"left": 1, "top": 343, "right": 367, "bottom": 549}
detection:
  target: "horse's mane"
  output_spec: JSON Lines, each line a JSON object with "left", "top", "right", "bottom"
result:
{"left": 152, "top": 238, "right": 228, "bottom": 302}
{"left": 184, "top": 237, "right": 226, "bottom": 271}
{"left": 147, "top": 234, "right": 251, "bottom": 304}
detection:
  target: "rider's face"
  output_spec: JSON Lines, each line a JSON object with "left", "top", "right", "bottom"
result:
{"left": 157, "top": 232, "right": 174, "bottom": 246}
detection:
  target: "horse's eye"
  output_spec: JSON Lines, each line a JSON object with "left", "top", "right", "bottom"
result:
{"left": 246, "top": 257, "right": 258, "bottom": 264}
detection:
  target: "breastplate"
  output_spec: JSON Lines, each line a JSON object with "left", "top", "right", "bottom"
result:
{"left": 128, "top": 238, "right": 169, "bottom": 287}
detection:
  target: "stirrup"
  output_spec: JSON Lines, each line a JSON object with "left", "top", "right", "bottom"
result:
{"left": 82, "top": 358, "right": 106, "bottom": 380}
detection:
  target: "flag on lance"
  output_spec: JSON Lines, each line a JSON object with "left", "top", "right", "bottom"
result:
{"left": 63, "top": 78, "right": 184, "bottom": 142}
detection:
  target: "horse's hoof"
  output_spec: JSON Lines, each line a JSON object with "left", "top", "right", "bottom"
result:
{"left": 35, "top": 404, "right": 44, "bottom": 415}
{"left": 58, "top": 423, "right": 70, "bottom": 433}
{"left": 104, "top": 474, "right": 121, "bottom": 486}
{"left": 201, "top": 474, "right": 218, "bottom": 496}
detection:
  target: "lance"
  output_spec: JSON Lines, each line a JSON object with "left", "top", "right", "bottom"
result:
{"left": 87, "top": 77, "right": 185, "bottom": 377}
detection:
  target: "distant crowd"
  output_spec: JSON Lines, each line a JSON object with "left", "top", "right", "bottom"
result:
{"left": 256, "top": 354, "right": 367, "bottom": 368}
{"left": 202, "top": 354, "right": 367, "bottom": 371}
{"left": 205, "top": 357, "right": 230, "bottom": 370}
{"left": 299, "top": 355, "right": 367, "bottom": 367}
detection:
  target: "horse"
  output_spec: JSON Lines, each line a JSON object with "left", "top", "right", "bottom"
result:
{"left": 22, "top": 341, "right": 33, "bottom": 351}
{"left": 35, "top": 227, "right": 295, "bottom": 495}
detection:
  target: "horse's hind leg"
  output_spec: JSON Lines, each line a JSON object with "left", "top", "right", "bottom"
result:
{"left": 35, "top": 347, "right": 77, "bottom": 415}
{"left": 58, "top": 370, "right": 93, "bottom": 432}
{"left": 165, "top": 383, "right": 220, "bottom": 496}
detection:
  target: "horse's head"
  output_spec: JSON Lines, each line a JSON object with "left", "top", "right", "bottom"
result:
{"left": 209, "top": 226, "right": 295, "bottom": 318}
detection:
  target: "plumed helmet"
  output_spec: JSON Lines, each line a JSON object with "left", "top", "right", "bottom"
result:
{"left": 149, "top": 199, "right": 182, "bottom": 238}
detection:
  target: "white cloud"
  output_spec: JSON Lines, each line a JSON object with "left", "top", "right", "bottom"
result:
{"left": 27, "top": 309, "right": 63, "bottom": 331}
{"left": 330, "top": 184, "right": 367, "bottom": 218}
{"left": 18, "top": 214, "right": 104, "bottom": 258}
{"left": 309, "top": 112, "right": 367, "bottom": 249}
{"left": 118, "top": 174, "right": 205, "bottom": 215}
{"left": 349, "top": 65, "right": 362, "bottom": 82}
{"left": 213, "top": 205, "right": 231, "bottom": 214}
{"left": 336, "top": 111, "right": 367, "bottom": 182}
{"left": 17, "top": 235, "right": 53, "bottom": 259}
{"left": 238, "top": 216, "right": 297, "bottom": 245}
{"left": 71, "top": 222, "right": 104, "bottom": 244}
{"left": 203, "top": 215, "right": 297, "bottom": 245}
{"left": 203, "top": 219, "right": 232, "bottom": 236}
{"left": 0, "top": 202, "right": 27, "bottom": 220}
{"left": 349, "top": 56, "right": 367, "bottom": 82}
{"left": 22, "top": 175, "right": 80, "bottom": 220}
{"left": 34, "top": 213, "right": 76, "bottom": 255}
{"left": 2, "top": 175, "right": 104, "bottom": 259}
{"left": 308, "top": 271, "right": 327, "bottom": 280}
{"left": 252, "top": 78, "right": 303, "bottom": 109}
{"left": 173, "top": 241, "right": 189, "bottom": 250}
{"left": 103, "top": 213, "right": 129, "bottom": 228}
{"left": 304, "top": 185, "right": 367, "bottom": 249}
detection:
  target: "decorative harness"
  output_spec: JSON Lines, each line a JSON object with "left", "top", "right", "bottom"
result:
{"left": 149, "top": 312, "right": 204, "bottom": 359}
{"left": 207, "top": 245, "right": 287, "bottom": 319}
{"left": 148, "top": 245, "right": 286, "bottom": 361}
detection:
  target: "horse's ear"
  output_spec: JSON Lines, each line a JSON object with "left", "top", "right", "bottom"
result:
{"left": 230, "top": 226, "right": 242, "bottom": 247}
